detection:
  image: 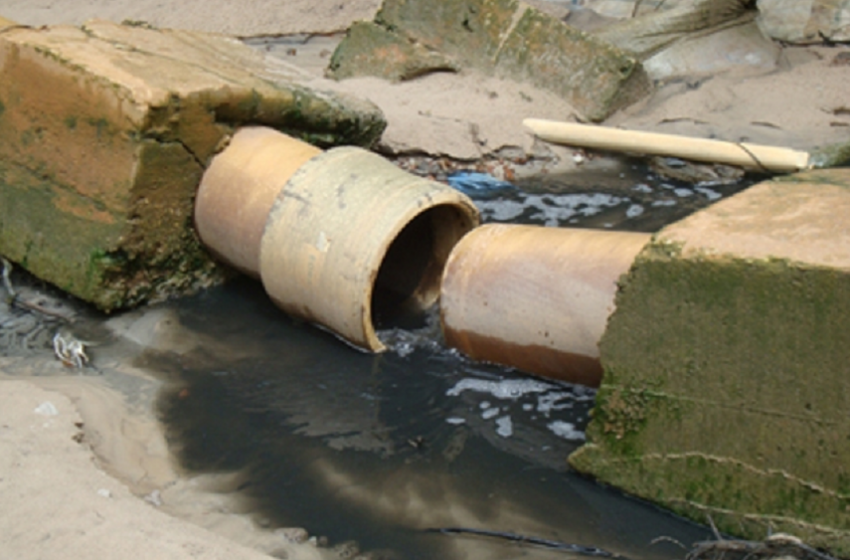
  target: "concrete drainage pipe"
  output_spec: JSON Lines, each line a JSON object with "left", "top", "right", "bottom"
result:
{"left": 195, "top": 127, "right": 322, "bottom": 277}
{"left": 195, "top": 127, "right": 479, "bottom": 352}
{"left": 440, "top": 224, "right": 650, "bottom": 387}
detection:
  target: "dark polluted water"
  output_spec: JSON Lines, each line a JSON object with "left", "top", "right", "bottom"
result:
{"left": 149, "top": 161, "right": 758, "bottom": 559}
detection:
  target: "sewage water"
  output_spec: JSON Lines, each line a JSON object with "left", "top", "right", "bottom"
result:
{"left": 0, "top": 159, "right": 756, "bottom": 559}
{"left": 145, "top": 161, "right": 757, "bottom": 559}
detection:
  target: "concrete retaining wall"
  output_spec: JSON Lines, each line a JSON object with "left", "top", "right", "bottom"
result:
{"left": 570, "top": 169, "right": 850, "bottom": 556}
{"left": 0, "top": 20, "right": 384, "bottom": 310}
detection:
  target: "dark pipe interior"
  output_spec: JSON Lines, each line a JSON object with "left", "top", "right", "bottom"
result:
{"left": 371, "top": 204, "right": 475, "bottom": 328}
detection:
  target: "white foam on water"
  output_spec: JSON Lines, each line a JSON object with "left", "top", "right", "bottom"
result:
{"left": 495, "top": 415, "right": 513, "bottom": 438}
{"left": 547, "top": 420, "right": 586, "bottom": 442}
{"left": 447, "top": 378, "right": 556, "bottom": 400}
{"left": 536, "top": 391, "right": 574, "bottom": 416}
{"left": 626, "top": 204, "right": 644, "bottom": 218}
{"left": 695, "top": 186, "right": 722, "bottom": 200}
{"left": 482, "top": 407, "right": 500, "bottom": 420}
{"left": 651, "top": 199, "right": 677, "bottom": 207}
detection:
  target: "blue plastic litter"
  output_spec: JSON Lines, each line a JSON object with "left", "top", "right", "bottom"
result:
{"left": 446, "top": 171, "right": 517, "bottom": 197}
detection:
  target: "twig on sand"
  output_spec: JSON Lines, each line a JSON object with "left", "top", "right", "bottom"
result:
{"left": 1, "top": 257, "right": 16, "bottom": 300}
{"left": 650, "top": 536, "right": 688, "bottom": 550}
{"left": 685, "top": 516, "right": 839, "bottom": 560}
{"left": 1, "top": 258, "right": 73, "bottom": 322}
{"left": 426, "top": 527, "right": 628, "bottom": 558}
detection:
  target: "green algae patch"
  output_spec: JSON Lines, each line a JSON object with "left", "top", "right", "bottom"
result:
{"left": 570, "top": 171, "right": 850, "bottom": 557}
{"left": 0, "top": 20, "right": 385, "bottom": 311}
{"left": 328, "top": 21, "right": 459, "bottom": 83}
{"left": 0, "top": 159, "right": 125, "bottom": 305}
{"left": 494, "top": 7, "right": 650, "bottom": 121}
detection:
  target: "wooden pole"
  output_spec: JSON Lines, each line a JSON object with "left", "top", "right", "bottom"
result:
{"left": 524, "top": 118, "right": 811, "bottom": 173}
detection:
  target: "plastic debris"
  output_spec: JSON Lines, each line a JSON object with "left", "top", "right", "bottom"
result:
{"left": 446, "top": 171, "right": 516, "bottom": 197}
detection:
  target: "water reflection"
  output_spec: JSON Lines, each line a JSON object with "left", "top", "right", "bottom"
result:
{"left": 146, "top": 161, "right": 754, "bottom": 558}
{"left": 483, "top": 160, "right": 756, "bottom": 231}
{"left": 149, "top": 278, "right": 709, "bottom": 560}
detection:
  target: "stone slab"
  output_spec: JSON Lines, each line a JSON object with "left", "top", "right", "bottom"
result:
{"left": 327, "top": 21, "right": 460, "bottom": 82}
{"left": 329, "top": 0, "right": 650, "bottom": 122}
{"left": 0, "top": 20, "right": 385, "bottom": 310}
{"left": 569, "top": 168, "right": 850, "bottom": 557}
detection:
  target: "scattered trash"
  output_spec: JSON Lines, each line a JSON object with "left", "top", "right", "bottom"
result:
{"left": 446, "top": 171, "right": 517, "bottom": 197}
{"left": 34, "top": 401, "right": 59, "bottom": 416}
{"left": 144, "top": 490, "right": 163, "bottom": 507}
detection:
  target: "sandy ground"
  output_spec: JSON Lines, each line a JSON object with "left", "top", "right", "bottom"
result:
{"left": 6, "top": 0, "right": 847, "bottom": 169}
{"left": 0, "top": 378, "right": 305, "bottom": 560}
{"left": 1, "top": 1, "right": 849, "bottom": 559}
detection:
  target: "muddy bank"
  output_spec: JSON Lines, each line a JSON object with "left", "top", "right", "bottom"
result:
{"left": 0, "top": 375, "right": 324, "bottom": 559}
{"left": 0, "top": 285, "right": 330, "bottom": 559}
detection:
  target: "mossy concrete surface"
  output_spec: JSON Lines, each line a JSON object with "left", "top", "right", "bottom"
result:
{"left": 328, "top": 0, "right": 650, "bottom": 122}
{"left": 328, "top": 21, "right": 460, "bottom": 82}
{"left": 0, "top": 20, "right": 385, "bottom": 311}
{"left": 569, "top": 169, "right": 850, "bottom": 557}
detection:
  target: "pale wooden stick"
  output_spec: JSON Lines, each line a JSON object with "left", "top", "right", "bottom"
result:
{"left": 524, "top": 118, "right": 811, "bottom": 173}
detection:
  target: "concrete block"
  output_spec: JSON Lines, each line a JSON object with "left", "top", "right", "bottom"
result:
{"left": 330, "top": 0, "right": 650, "bottom": 121}
{"left": 493, "top": 7, "right": 650, "bottom": 121}
{"left": 0, "top": 20, "right": 385, "bottom": 310}
{"left": 569, "top": 169, "right": 850, "bottom": 556}
{"left": 328, "top": 21, "right": 459, "bottom": 82}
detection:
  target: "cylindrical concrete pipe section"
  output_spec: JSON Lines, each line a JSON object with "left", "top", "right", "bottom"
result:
{"left": 440, "top": 225, "right": 651, "bottom": 387}
{"left": 195, "top": 127, "right": 323, "bottom": 277}
{"left": 195, "top": 126, "right": 479, "bottom": 353}
{"left": 260, "top": 147, "right": 479, "bottom": 352}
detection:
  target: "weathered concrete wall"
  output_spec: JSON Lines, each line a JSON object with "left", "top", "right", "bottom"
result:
{"left": 0, "top": 20, "right": 385, "bottom": 311}
{"left": 569, "top": 169, "right": 850, "bottom": 556}
{"left": 328, "top": 0, "right": 651, "bottom": 122}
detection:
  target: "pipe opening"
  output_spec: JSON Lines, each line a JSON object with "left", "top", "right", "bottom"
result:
{"left": 372, "top": 204, "right": 476, "bottom": 329}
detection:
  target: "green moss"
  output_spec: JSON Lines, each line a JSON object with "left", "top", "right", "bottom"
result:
{"left": 0, "top": 159, "right": 125, "bottom": 303}
{"left": 273, "top": 87, "right": 386, "bottom": 148}
{"left": 0, "top": 99, "right": 5, "bottom": 119}
{"left": 64, "top": 115, "right": 78, "bottom": 130}
{"left": 85, "top": 117, "right": 112, "bottom": 140}
{"left": 573, "top": 232, "right": 850, "bottom": 556}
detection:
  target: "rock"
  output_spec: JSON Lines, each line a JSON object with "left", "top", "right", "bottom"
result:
{"left": 0, "top": 20, "right": 385, "bottom": 311}
{"left": 329, "top": 0, "right": 650, "bottom": 122}
{"left": 757, "top": 0, "right": 850, "bottom": 44}
{"left": 584, "top": 0, "right": 850, "bottom": 45}
{"left": 592, "top": 0, "right": 754, "bottom": 59}
{"left": 327, "top": 20, "right": 460, "bottom": 82}
{"left": 642, "top": 19, "right": 781, "bottom": 81}
{"left": 569, "top": 168, "right": 850, "bottom": 558}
